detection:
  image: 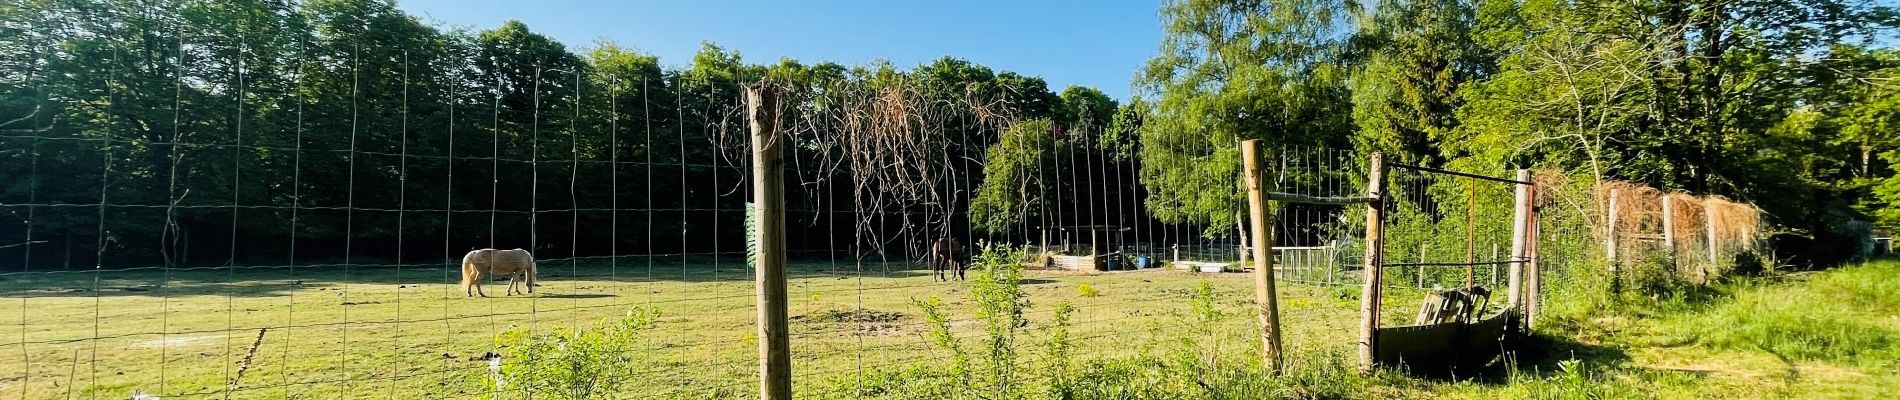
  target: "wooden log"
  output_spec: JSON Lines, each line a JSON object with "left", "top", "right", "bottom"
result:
{"left": 746, "top": 84, "right": 792, "bottom": 400}
{"left": 1358, "top": 153, "right": 1388, "bottom": 373}
{"left": 1241, "top": 140, "right": 1284, "bottom": 375}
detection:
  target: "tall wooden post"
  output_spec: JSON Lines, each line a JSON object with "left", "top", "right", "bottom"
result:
{"left": 1240, "top": 140, "right": 1284, "bottom": 375}
{"left": 1605, "top": 189, "right": 1621, "bottom": 293}
{"left": 1661, "top": 195, "right": 1676, "bottom": 265}
{"left": 1490, "top": 243, "right": 1500, "bottom": 286}
{"left": 1704, "top": 199, "right": 1718, "bottom": 284}
{"left": 1417, "top": 243, "right": 1426, "bottom": 288}
{"left": 1465, "top": 180, "right": 1476, "bottom": 288}
{"left": 1357, "top": 153, "right": 1387, "bottom": 373}
{"left": 1508, "top": 170, "right": 1531, "bottom": 312}
{"left": 746, "top": 84, "right": 792, "bottom": 400}
{"left": 1526, "top": 196, "right": 1541, "bottom": 330}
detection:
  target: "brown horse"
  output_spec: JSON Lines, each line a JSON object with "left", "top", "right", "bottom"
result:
{"left": 930, "top": 237, "right": 967, "bottom": 282}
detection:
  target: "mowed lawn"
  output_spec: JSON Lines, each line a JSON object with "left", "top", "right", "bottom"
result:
{"left": 0, "top": 257, "right": 1401, "bottom": 399}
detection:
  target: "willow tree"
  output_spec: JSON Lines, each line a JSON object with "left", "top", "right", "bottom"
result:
{"left": 1134, "top": 0, "right": 1359, "bottom": 236}
{"left": 969, "top": 119, "right": 1057, "bottom": 234}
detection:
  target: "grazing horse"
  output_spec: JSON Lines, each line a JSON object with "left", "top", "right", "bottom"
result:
{"left": 461, "top": 248, "right": 538, "bottom": 297}
{"left": 929, "top": 237, "right": 967, "bottom": 282}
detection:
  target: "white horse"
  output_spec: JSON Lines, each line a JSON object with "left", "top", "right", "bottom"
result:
{"left": 461, "top": 248, "right": 538, "bottom": 297}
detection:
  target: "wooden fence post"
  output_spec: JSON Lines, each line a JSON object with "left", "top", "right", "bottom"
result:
{"left": 1508, "top": 170, "right": 1531, "bottom": 314}
{"left": 1704, "top": 199, "right": 1718, "bottom": 284}
{"left": 747, "top": 84, "right": 792, "bottom": 400}
{"left": 1241, "top": 140, "right": 1284, "bottom": 375}
{"left": 1526, "top": 187, "right": 1541, "bottom": 331}
{"left": 1465, "top": 181, "right": 1477, "bottom": 289}
{"left": 1661, "top": 195, "right": 1676, "bottom": 266}
{"left": 1491, "top": 243, "right": 1500, "bottom": 287}
{"left": 1358, "top": 153, "right": 1387, "bottom": 373}
{"left": 1417, "top": 243, "right": 1426, "bottom": 288}
{"left": 1605, "top": 189, "right": 1620, "bottom": 294}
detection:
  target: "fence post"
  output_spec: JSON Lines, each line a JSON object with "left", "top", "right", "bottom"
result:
{"left": 1704, "top": 199, "right": 1718, "bottom": 284}
{"left": 1358, "top": 152, "right": 1387, "bottom": 373}
{"left": 1661, "top": 195, "right": 1676, "bottom": 267}
{"left": 1240, "top": 140, "right": 1284, "bottom": 375}
{"left": 1491, "top": 243, "right": 1500, "bottom": 287}
{"left": 1465, "top": 180, "right": 1477, "bottom": 288}
{"left": 1508, "top": 170, "right": 1531, "bottom": 315}
{"left": 1605, "top": 189, "right": 1620, "bottom": 294}
{"left": 1417, "top": 243, "right": 1426, "bottom": 288}
{"left": 1526, "top": 186, "right": 1541, "bottom": 331}
{"left": 746, "top": 84, "right": 792, "bottom": 400}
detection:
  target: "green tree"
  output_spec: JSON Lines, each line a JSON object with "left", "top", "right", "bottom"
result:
{"left": 1349, "top": 0, "right": 1492, "bottom": 166}
{"left": 970, "top": 119, "right": 1058, "bottom": 233}
{"left": 1134, "top": 0, "right": 1358, "bottom": 232}
{"left": 1057, "top": 85, "right": 1116, "bottom": 131}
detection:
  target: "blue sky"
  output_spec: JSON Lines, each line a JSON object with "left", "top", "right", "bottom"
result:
{"left": 396, "top": 0, "right": 1164, "bottom": 100}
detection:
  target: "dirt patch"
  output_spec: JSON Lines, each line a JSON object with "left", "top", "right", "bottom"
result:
{"left": 131, "top": 334, "right": 219, "bottom": 349}
{"left": 793, "top": 309, "right": 906, "bottom": 324}
{"left": 793, "top": 309, "right": 910, "bottom": 336}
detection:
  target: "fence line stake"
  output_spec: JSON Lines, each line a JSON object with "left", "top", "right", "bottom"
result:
{"left": 1508, "top": 170, "right": 1531, "bottom": 320}
{"left": 1358, "top": 152, "right": 1387, "bottom": 373}
{"left": 1606, "top": 188, "right": 1620, "bottom": 294}
{"left": 1241, "top": 140, "right": 1283, "bottom": 375}
{"left": 746, "top": 84, "right": 792, "bottom": 400}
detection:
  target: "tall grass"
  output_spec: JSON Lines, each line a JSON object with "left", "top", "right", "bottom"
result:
{"left": 1673, "top": 261, "right": 1900, "bottom": 369}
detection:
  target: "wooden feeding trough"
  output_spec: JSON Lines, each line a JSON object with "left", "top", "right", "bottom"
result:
{"left": 1040, "top": 225, "right": 1132, "bottom": 271}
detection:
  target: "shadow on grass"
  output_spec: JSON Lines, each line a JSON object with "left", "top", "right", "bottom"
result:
{"left": 0, "top": 257, "right": 945, "bottom": 298}
{"left": 535, "top": 293, "right": 618, "bottom": 299}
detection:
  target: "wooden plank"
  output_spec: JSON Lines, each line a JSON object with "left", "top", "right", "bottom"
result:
{"left": 1359, "top": 152, "right": 1388, "bottom": 373}
{"left": 1241, "top": 140, "right": 1284, "bottom": 375}
{"left": 746, "top": 85, "right": 791, "bottom": 400}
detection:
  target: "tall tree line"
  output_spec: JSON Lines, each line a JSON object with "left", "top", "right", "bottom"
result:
{"left": 1135, "top": 0, "right": 1899, "bottom": 266}
{"left": 0, "top": 0, "right": 1122, "bottom": 270}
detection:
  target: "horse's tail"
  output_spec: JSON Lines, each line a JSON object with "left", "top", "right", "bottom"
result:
{"left": 459, "top": 261, "right": 477, "bottom": 289}
{"left": 459, "top": 250, "right": 485, "bottom": 290}
{"left": 526, "top": 262, "right": 538, "bottom": 286}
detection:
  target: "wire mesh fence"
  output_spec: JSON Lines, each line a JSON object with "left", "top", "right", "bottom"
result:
{"left": 0, "top": 5, "right": 1574, "bottom": 398}
{"left": 0, "top": 24, "right": 1322, "bottom": 397}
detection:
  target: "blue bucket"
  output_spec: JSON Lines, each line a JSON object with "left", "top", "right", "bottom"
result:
{"left": 1135, "top": 254, "right": 1153, "bottom": 269}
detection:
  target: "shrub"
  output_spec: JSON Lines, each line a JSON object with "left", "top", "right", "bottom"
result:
{"left": 912, "top": 241, "right": 1035, "bottom": 399}
{"left": 485, "top": 308, "right": 659, "bottom": 400}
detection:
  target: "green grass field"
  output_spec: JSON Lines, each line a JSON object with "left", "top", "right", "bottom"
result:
{"left": 3, "top": 257, "right": 1897, "bottom": 399}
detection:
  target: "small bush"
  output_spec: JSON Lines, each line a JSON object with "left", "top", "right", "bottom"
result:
{"left": 485, "top": 308, "right": 659, "bottom": 400}
{"left": 1076, "top": 283, "right": 1100, "bottom": 297}
{"left": 911, "top": 241, "right": 1035, "bottom": 399}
